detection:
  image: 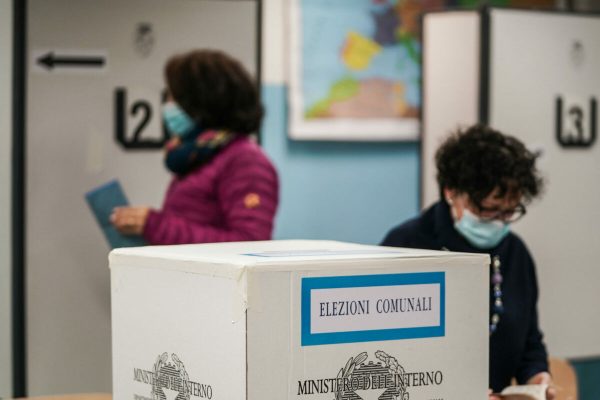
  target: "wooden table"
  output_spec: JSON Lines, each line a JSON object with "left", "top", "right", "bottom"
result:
{"left": 13, "top": 394, "right": 111, "bottom": 400}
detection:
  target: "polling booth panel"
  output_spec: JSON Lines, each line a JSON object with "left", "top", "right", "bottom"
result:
{"left": 1, "top": 0, "right": 14, "bottom": 397}
{"left": 422, "top": 9, "right": 600, "bottom": 359}
{"left": 421, "top": 11, "right": 481, "bottom": 205}
{"left": 24, "top": 0, "right": 259, "bottom": 395}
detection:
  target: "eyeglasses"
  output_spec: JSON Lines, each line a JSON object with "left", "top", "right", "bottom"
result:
{"left": 475, "top": 203, "right": 527, "bottom": 223}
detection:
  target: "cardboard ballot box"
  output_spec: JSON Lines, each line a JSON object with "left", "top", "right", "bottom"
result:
{"left": 110, "top": 240, "right": 489, "bottom": 400}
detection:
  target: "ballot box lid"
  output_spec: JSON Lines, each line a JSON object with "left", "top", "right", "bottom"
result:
{"left": 109, "top": 240, "right": 487, "bottom": 278}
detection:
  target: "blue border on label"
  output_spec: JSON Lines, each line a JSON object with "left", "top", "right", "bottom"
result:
{"left": 301, "top": 272, "right": 445, "bottom": 346}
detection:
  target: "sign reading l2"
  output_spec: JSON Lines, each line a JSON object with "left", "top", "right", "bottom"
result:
{"left": 301, "top": 272, "right": 445, "bottom": 346}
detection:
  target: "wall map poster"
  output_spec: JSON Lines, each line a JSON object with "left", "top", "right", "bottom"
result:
{"left": 289, "top": 0, "right": 444, "bottom": 141}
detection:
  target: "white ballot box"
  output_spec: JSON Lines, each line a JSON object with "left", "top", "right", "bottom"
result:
{"left": 110, "top": 240, "right": 489, "bottom": 400}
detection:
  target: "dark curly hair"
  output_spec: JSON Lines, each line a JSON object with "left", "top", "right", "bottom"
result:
{"left": 165, "top": 49, "right": 263, "bottom": 134}
{"left": 435, "top": 125, "right": 543, "bottom": 206}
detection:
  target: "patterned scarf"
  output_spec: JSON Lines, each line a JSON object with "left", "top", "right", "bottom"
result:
{"left": 164, "top": 129, "right": 237, "bottom": 176}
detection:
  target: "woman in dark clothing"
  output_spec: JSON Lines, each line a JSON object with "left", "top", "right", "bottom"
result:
{"left": 381, "top": 125, "right": 555, "bottom": 400}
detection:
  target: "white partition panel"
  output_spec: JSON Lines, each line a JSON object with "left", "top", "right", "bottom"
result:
{"left": 0, "top": 0, "right": 14, "bottom": 397}
{"left": 422, "top": 9, "right": 600, "bottom": 359}
{"left": 422, "top": 11, "right": 481, "bottom": 208}
{"left": 26, "top": 0, "right": 258, "bottom": 395}
{"left": 488, "top": 9, "right": 600, "bottom": 359}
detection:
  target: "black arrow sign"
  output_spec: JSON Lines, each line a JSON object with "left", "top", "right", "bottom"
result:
{"left": 37, "top": 52, "right": 105, "bottom": 70}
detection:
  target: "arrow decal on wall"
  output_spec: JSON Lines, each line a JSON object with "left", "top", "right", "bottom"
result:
{"left": 37, "top": 52, "right": 106, "bottom": 70}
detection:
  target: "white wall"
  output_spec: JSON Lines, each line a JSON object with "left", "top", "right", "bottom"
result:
{"left": 0, "top": 0, "right": 13, "bottom": 397}
{"left": 262, "top": 0, "right": 286, "bottom": 85}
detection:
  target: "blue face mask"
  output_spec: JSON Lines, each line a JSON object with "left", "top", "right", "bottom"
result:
{"left": 162, "top": 101, "right": 197, "bottom": 137}
{"left": 454, "top": 208, "right": 510, "bottom": 249}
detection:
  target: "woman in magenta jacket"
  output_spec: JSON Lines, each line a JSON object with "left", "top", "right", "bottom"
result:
{"left": 111, "top": 50, "right": 279, "bottom": 244}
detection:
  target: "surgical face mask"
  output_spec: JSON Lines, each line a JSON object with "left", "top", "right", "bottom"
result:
{"left": 454, "top": 208, "right": 510, "bottom": 249}
{"left": 162, "top": 101, "right": 196, "bottom": 137}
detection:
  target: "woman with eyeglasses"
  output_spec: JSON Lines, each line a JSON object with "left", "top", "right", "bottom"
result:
{"left": 381, "top": 125, "right": 555, "bottom": 400}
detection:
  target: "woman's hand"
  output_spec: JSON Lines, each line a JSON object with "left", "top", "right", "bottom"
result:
{"left": 527, "top": 372, "right": 556, "bottom": 400}
{"left": 488, "top": 389, "right": 501, "bottom": 400}
{"left": 110, "top": 206, "right": 150, "bottom": 235}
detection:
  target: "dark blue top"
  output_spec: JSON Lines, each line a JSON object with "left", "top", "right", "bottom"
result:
{"left": 381, "top": 200, "right": 548, "bottom": 392}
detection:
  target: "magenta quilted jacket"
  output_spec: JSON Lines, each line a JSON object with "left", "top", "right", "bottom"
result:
{"left": 143, "top": 137, "right": 279, "bottom": 245}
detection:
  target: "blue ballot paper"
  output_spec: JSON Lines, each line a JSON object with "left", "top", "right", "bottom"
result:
{"left": 85, "top": 180, "right": 147, "bottom": 249}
